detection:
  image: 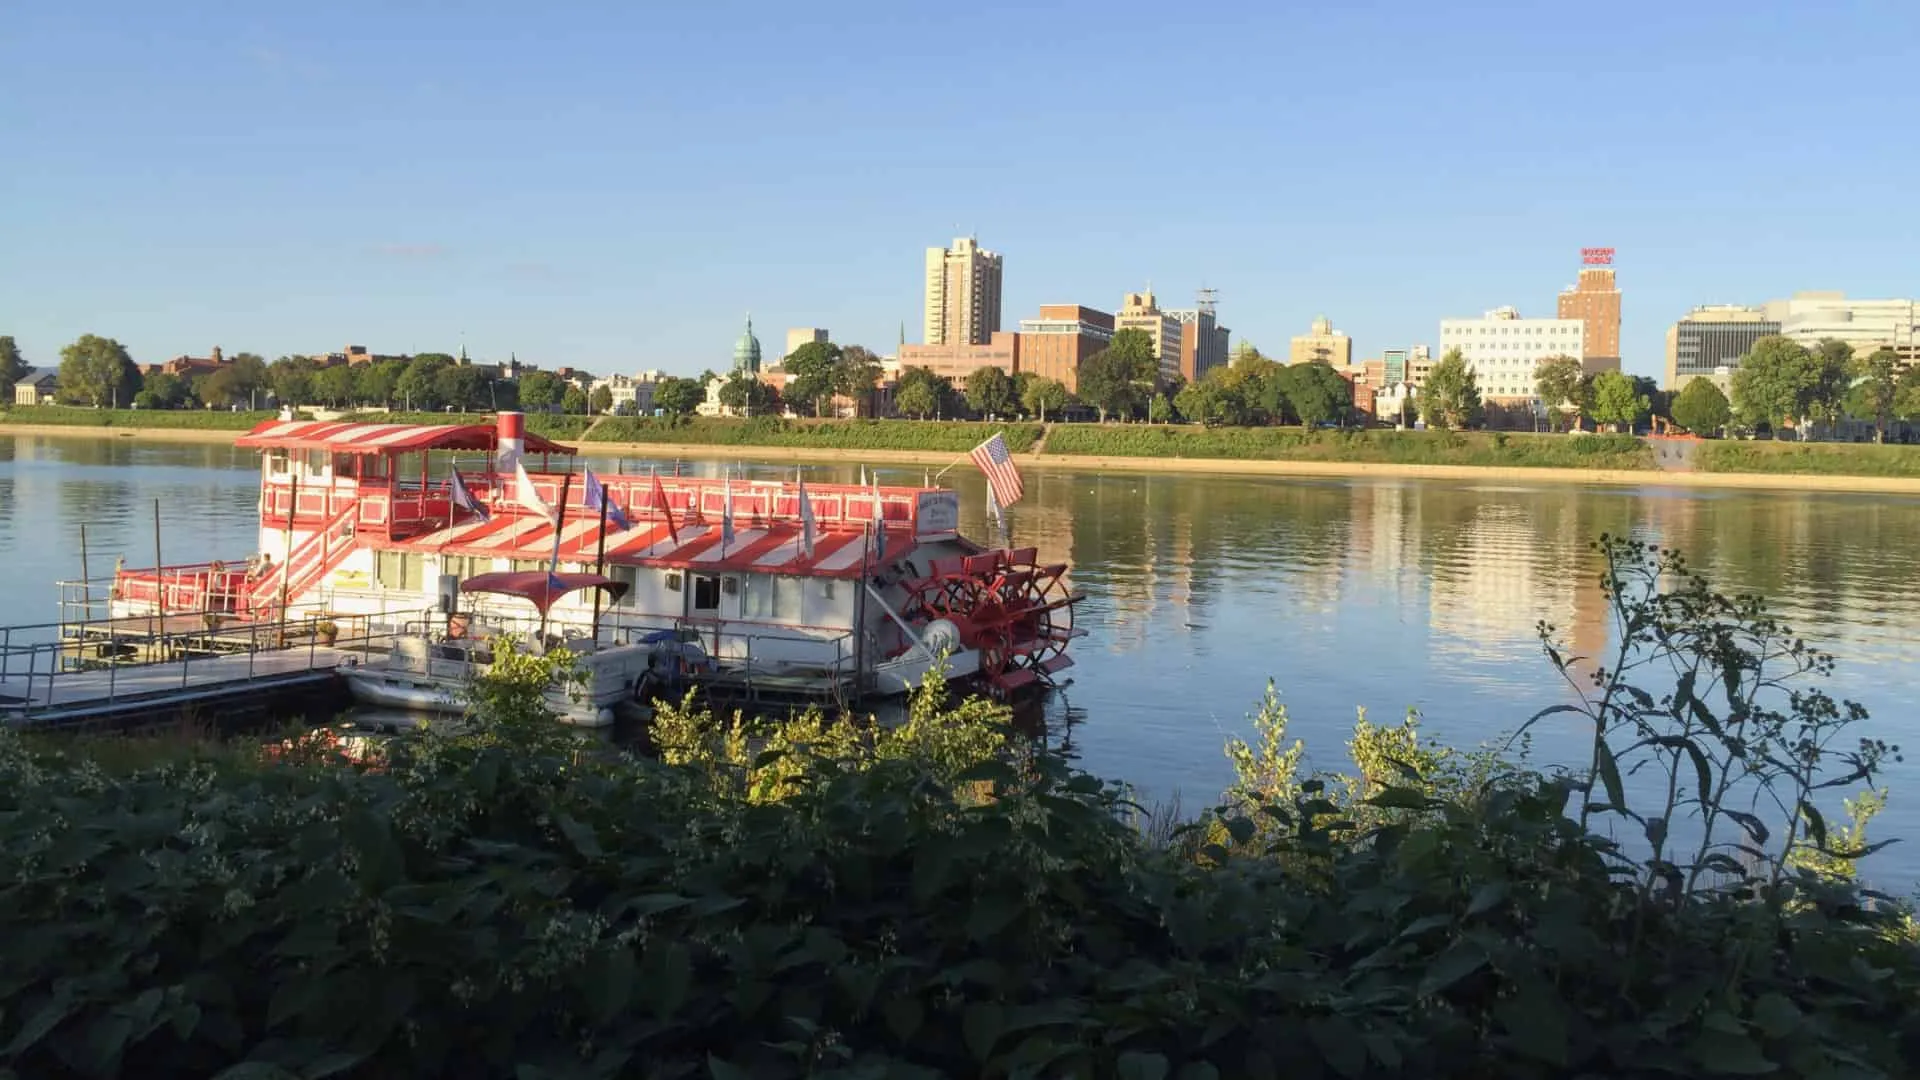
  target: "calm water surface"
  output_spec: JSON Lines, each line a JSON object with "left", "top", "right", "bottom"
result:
{"left": 5, "top": 433, "right": 1920, "bottom": 870}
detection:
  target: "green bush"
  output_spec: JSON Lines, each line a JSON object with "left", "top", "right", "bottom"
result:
{"left": 1, "top": 544, "right": 1915, "bottom": 1078}
{"left": 1696, "top": 439, "right": 1920, "bottom": 477}
{"left": 1044, "top": 425, "right": 1654, "bottom": 469}
{"left": 0, "top": 406, "right": 278, "bottom": 430}
{"left": 585, "top": 417, "right": 1041, "bottom": 453}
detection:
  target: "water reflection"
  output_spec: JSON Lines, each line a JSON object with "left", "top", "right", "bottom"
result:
{"left": 4, "top": 434, "right": 1919, "bottom": 860}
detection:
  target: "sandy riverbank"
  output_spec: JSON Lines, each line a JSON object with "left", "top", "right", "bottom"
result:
{"left": 10, "top": 422, "right": 1920, "bottom": 494}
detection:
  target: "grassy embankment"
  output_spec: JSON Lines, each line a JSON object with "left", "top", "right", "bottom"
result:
{"left": 0, "top": 540, "right": 1914, "bottom": 1078}
{"left": 0, "top": 405, "right": 277, "bottom": 430}
{"left": 584, "top": 416, "right": 1044, "bottom": 453}
{"left": 1043, "top": 425, "right": 1656, "bottom": 469}
{"left": 1694, "top": 439, "right": 1920, "bottom": 477}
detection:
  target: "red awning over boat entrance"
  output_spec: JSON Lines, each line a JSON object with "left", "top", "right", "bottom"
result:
{"left": 235, "top": 419, "right": 575, "bottom": 456}
{"left": 460, "top": 571, "right": 630, "bottom": 616}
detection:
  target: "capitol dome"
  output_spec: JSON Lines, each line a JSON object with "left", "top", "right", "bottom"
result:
{"left": 733, "top": 315, "right": 762, "bottom": 374}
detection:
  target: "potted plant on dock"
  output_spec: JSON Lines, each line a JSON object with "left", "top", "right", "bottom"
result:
{"left": 314, "top": 619, "right": 338, "bottom": 646}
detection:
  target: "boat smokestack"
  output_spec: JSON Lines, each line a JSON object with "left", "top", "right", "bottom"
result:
{"left": 496, "top": 411, "right": 525, "bottom": 473}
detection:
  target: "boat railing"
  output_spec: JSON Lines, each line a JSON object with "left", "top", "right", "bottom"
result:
{"left": 0, "top": 601, "right": 436, "bottom": 720}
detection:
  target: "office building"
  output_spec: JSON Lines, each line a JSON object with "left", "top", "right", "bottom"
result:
{"left": 784, "top": 328, "right": 829, "bottom": 359}
{"left": 1165, "top": 289, "right": 1230, "bottom": 382}
{"left": 1438, "top": 306, "right": 1584, "bottom": 403}
{"left": 1765, "top": 291, "right": 1920, "bottom": 361}
{"left": 1016, "top": 304, "right": 1115, "bottom": 393}
{"left": 1663, "top": 306, "right": 1779, "bottom": 390}
{"left": 1289, "top": 316, "right": 1353, "bottom": 368}
{"left": 1557, "top": 251, "right": 1622, "bottom": 374}
{"left": 895, "top": 332, "right": 1021, "bottom": 389}
{"left": 923, "top": 236, "right": 1004, "bottom": 346}
{"left": 1114, "top": 289, "right": 1184, "bottom": 385}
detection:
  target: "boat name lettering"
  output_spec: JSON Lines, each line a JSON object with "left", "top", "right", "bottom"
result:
{"left": 915, "top": 491, "right": 959, "bottom": 537}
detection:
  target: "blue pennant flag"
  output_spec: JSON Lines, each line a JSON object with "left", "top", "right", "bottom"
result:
{"left": 448, "top": 468, "right": 489, "bottom": 521}
{"left": 583, "top": 468, "right": 632, "bottom": 531}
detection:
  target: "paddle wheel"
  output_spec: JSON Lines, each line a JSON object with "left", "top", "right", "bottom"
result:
{"left": 898, "top": 546, "right": 1085, "bottom": 694}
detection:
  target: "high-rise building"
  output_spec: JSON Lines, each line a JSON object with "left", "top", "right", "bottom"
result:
{"left": 1557, "top": 250, "right": 1622, "bottom": 375}
{"left": 1438, "top": 306, "right": 1584, "bottom": 403}
{"left": 1114, "top": 288, "right": 1184, "bottom": 385}
{"left": 1663, "top": 306, "right": 1779, "bottom": 390}
{"left": 1165, "top": 289, "right": 1230, "bottom": 382}
{"left": 922, "top": 237, "right": 1004, "bottom": 346}
{"left": 1289, "top": 315, "right": 1353, "bottom": 367}
{"left": 784, "top": 328, "right": 828, "bottom": 359}
{"left": 1017, "top": 304, "right": 1114, "bottom": 393}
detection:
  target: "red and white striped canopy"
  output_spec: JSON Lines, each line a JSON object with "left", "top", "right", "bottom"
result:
{"left": 402, "top": 512, "right": 917, "bottom": 579}
{"left": 236, "top": 420, "right": 574, "bottom": 456}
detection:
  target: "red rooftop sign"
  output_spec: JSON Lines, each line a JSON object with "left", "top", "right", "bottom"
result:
{"left": 1582, "top": 247, "right": 1615, "bottom": 265}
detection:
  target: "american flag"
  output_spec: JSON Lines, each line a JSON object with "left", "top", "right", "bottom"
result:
{"left": 968, "top": 432, "right": 1024, "bottom": 509}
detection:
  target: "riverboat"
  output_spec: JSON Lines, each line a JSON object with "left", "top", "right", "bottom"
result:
{"left": 105, "top": 412, "right": 1083, "bottom": 726}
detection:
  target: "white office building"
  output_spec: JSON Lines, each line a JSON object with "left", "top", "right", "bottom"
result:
{"left": 1438, "top": 307, "right": 1585, "bottom": 403}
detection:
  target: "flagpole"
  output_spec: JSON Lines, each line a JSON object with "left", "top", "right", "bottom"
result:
{"left": 543, "top": 471, "right": 572, "bottom": 642}
{"left": 591, "top": 493, "right": 609, "bottom": 644}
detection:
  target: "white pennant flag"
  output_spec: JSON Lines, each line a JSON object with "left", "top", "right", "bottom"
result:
{"left": 514, "top": 460, "right": 556, "bottom": 525}
{"left": 797, "top": 479, "right": 816, "bottom": 558}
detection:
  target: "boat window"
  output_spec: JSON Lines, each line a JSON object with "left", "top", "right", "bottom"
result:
{"left": 305, "top": 449, "right": 329, "bottom": 475}
{"left": 742, "top": 574, "right": 806, "bottom": 621}
{"left": 603, "top": 563, "right": 641, "bottom": 606}
{"left": 376, "top": 550, "right": 423, "bottom": 591}
{"left": 266, "top": 451, "right": 289, "bottom": 476}
{"left": 442, "top": 555, "right": 486, "bottom": 580}
{"left": 691, "top": 574, "right": 721, "bottom": 613}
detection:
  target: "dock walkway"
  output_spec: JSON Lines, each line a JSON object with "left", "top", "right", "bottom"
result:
{"left": 0, "top": 646, "right": 367, "bottom": 727}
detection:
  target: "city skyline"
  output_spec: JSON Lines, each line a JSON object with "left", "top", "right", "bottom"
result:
{"left": 5, "top": 3, "right": 1920, "bottom": 384}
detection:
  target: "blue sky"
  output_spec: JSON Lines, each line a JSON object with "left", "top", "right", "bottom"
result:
{"left": 4, "top": 0, "right": 1917, "bottom": 383}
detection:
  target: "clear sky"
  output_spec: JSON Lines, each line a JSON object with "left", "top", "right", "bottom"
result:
{"left": 4, "top": 0, "right": 1918, "bottom": 382}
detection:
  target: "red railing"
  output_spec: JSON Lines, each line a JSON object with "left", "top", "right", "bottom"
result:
{"left": 249, "top": 500, "right": 362, "bottom": 617}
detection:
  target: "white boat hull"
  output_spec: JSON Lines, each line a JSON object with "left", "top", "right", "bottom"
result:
{"left": 340, "top": 664, "right": 618, "bottom": 728}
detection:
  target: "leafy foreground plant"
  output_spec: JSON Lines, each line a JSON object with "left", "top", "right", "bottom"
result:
{"left": 0, "top": 549, "right": 1917, "bottom": 1078}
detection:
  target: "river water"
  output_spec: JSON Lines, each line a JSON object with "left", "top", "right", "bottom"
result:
{"left": 5, "top": 433, "right": 1920, "bottom": 875}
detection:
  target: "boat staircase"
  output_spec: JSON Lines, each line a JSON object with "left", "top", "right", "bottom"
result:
{"left": 247, "top": 500, "right": 362, "bottom": 621}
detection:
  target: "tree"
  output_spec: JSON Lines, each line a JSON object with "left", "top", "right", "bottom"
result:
{"left": 1419, "top": 348, "right": 1481, "bottom": 430}
{"left": 1807, "top": 338, "right": 1855, "bottom": 434}
{"left": 1020, "top": 376, "right": 1070, "bottom": 422}
{"left": 397, "top": 354, "right": 454, "bottom": 410}
{"left": 1586, "top": 370, "right": 1650, "bottom": 432}
{"left": 725, "top": 373, "right": 780, "bottom": 416}
{"left": 518, "top": 370, "right": 564, "bottom": 409}
{"left": 355, "top": 361, "right": 402, "bottom": 408}
{"left": 1146, "top": 393, "right": 1173, "bottom": 424}
{"left": 1730, "top": 336, "right": 1819, "bottom": 433}
{"left": 267, "top": 356, "right": 315, "bottom": 407}
{"left": 561, "top": 385, "right": 588, "bottom": 414}
{"left": 783, "top": 341, "right": 844, "bottom": 417}
{"left": 435, "top": 365, "right": 492, "bottom": 411}
{"left": 893, "top": 367, "right": 953, "bottom": 419}
{"left": 1896, "top": 366, "right": 1920, "bottom": 424}
{"left": 140, "top": 371, "right": 192, "bottom": 409}
{"left": 1280, "top": 363, "right": 1350, "bottom": 428}
{"left": 1669, "top": 378, "right": 1732, "bottom": 437}
{"left": 1847, "top": 347, "right": 1902, "bottom": 443}
{"left": 58, "top": 335, "right": 139, "bottom": 407}
{"left": 835, "top": 346, "right": 883, "bottom": 417}
{"left": 653, "top": 376, "right": 703, "bottom": 418}
{"left": 311, "top": 365, "right": 357, "bottom": 407}
{"left": 1533, "top": 354, "right": 1584, "bottom": 433}
{"left": 1632, "top": 375, "right": 1670, "bottom": 423}
{"left": 964, "top": 366, "right": 1014, "bottom": 418}
{"left": 1077, "top": 328, "right": 1157, "bottom": 421}
{"left": 0, "top": 336, "right": 26, "bottom": 397}
{"left": 589, "top": 385, "right": 614, "bottom": 415}
{"left": 197, "top": 354, "right": 268, "bottom": 409}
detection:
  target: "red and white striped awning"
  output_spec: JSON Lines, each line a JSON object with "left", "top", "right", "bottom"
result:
{"left": 401, "top": 512, "right": 917, "bottom": 579}
{"left": 236, "top": 420, "right": 574, "bottom": 456}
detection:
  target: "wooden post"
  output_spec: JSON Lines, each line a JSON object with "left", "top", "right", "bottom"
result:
{"left": 152, "top": 499, "right": 163, "bottom": 654}
{"left": 278, "top": 473, "right": 298, "bottom": 636}
{"left": 853, "top": 521, "right": 869, "bottom": 704}
{"left": 78, "top": 523, "right": 90, "bottom": 646}
{"left": 540, "top": 470, "right": 572, "bottom": 643}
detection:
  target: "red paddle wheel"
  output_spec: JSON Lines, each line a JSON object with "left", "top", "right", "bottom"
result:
{"left": 898, "top": 547, "right": 1085, "bottom": 694}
